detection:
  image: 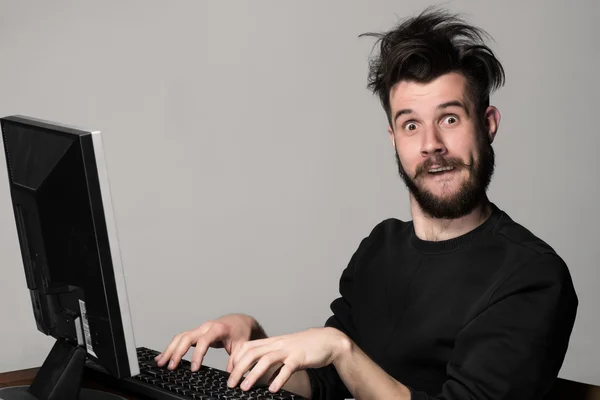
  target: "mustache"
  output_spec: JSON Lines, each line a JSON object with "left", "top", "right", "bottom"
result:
{"left": 414, "top": 156, "right": 472, "bottom": 179}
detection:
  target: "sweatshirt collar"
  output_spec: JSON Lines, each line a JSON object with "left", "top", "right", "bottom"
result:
{"left": 409, "top": 202, "right": 504, "bottom": 253}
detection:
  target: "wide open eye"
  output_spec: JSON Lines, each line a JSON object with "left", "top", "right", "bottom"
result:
{"left": 404, "top": 122, "right": 418, "bottom": 131}
{"left": 442, "top": 115, "right": 459, "bottom": 125}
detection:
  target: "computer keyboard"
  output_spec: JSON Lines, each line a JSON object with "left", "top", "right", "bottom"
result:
{"left": 85, "top": 347, "right": 307, "bottom": 400}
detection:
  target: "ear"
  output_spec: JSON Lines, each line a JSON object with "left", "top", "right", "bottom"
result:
{"left": 484, "top": 106, "right": 501, "bottom": 144}
{"left": 388, "top": 125, "right": 396, "bottom": 149}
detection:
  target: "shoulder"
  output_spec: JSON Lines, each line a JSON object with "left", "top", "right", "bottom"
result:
{"left": 346, "top": 217, "right": 412, "bottom": 266}
{"left": 492, "top": 209, "right": 558, "bottom": 257}
{"left": 489, "top": 206, "right": 576, "bottom": 297}
{"left": 368, "top": 217, "right": 411, "bottom": 239}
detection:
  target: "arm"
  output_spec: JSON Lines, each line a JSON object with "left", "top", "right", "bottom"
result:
{"left": 249, "top": 296, "right": 357, "bottom": 398}
{"left": 254, "top": 263, "right": 359, "bottom": 398}
{"left": 249, "top": 328, "right": 412, "bottom": 399}
{"left": 333, "top": 331, "right": 411, "bottom": 399}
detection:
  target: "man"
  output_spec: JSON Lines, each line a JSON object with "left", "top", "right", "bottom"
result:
{"left": 155, "top": 7, "right": 578, "bottom": 400}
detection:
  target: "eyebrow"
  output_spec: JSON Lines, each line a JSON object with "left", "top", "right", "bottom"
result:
{"left": 393, "top": 100, "right": 470, "bottom": 125}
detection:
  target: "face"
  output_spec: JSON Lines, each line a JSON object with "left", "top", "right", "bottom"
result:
{"left": 387, "top": 72, "right": 500, "bottom": 219}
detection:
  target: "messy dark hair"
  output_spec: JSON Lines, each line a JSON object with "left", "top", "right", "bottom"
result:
{"left": 361, "top": 7, "right": 505, "bottom": 128}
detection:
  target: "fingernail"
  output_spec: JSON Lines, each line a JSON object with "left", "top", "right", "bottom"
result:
{"left": 191, "top": 362, "right": 198, "bottom": 371}
{"left": 154, "top": 354, "right": 161, "bottom": 361}
{"left": 269, "top": 383, "right": 276, "bottom": 392}
{"left": 241, "top": 380, "right": 249, "bottom": 390}
{"left": 227, "top": 379, "right": 233, "bottom": 388}
{"left": 169, "top": 360, "right": 175, "bottom": 369}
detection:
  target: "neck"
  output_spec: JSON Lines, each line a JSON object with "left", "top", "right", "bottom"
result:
{"left": 410, "top": 196, "right": 493, "bottom": 242}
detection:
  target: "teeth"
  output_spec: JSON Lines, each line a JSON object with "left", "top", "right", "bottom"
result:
{"left": 429, "top": 166, "right": 454, "bottom": 173}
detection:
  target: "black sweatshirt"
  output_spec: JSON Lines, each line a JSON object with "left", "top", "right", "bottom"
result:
{"left": 305, "top": 203, "right": 578, "bottom": 400}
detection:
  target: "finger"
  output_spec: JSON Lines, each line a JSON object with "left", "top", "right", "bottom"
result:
{"left": 226, "top": 355, "right": 234, "bottom": 373}
{"left": 190, "top": 323, "right": 228, "bottom": 371}
{"left": 267, "top": 364, "right": 283, "bottom": 385}
{"left": 230, "top": 341, "right": 250, "bottom": 372}
{"left": 231, "top": 337, "right": 275, "bottom": 370}
{"left": 226, "top": 340, "right": 251, "bottom": 373}
{"left": 156, "top": 333, "right": 184, "bottom": 367}
{"left": 239, "top": 352, "right": 285, "bottom": 392}
{"left": 226, "top": 346, "right": 241, "bottom": 373}
{"left": 268, "top": 363, "right": 297, "bottom": 393}
{"left": 167, "top": 331, "right": 197, "bottom": 370}
{"left": 227, "top": 344, "right": 274, "bottom": 388}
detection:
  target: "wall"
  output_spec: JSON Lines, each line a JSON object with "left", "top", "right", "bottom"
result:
{"left": 0, "top": 0, "right": 598, "bottom": 386}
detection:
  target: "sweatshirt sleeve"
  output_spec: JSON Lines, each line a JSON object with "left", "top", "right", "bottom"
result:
{"left": 410, "top": 252, "right": 578, "bottom": 400}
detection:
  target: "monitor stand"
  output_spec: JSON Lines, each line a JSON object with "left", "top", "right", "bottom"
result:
{"left": 0, "top": 339, "right": 127, "bottom": 400}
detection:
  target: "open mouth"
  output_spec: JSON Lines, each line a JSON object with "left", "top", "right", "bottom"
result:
{"left": 428, "top": 166, "right": 455, "bottom": 174}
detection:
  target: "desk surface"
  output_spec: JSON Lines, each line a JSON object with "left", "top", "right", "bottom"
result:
{"left": 0, "top": 367, "right": 139, "bottom": 400}
{"left": 0, "top": 368, "right": 38, "bottom": 389}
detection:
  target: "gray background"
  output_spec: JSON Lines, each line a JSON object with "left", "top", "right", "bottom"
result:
{"left": 0, "top": 0, "right": 598, "bottom": 386}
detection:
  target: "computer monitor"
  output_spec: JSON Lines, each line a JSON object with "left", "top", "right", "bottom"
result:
{"left": 0, "top": 115, "right": 139, "bottom": 399}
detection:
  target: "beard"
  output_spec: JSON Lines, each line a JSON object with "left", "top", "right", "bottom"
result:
{"left": 395, "top": 136, "right": 495, "bottom": 220}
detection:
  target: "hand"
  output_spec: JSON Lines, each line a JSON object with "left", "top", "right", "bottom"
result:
{"left": 155, "top": 313, "right": 267, "bottom": 372}
{"left": 227, "top": 327, "right": 350, "bottom": 393}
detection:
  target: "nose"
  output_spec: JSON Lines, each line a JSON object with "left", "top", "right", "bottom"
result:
{"left": 420, "top": 125, "right": 447, "bottom": 157}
